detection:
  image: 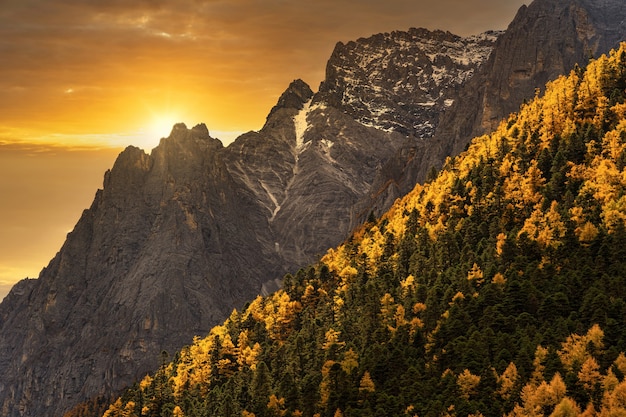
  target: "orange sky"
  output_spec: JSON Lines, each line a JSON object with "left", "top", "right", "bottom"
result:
{"left": 0, "top": 0, "right": 527, "bottom": 299}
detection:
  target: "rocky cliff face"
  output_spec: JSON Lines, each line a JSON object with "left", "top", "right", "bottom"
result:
{"left": 361, "top": 0, "right": 626, "bottom": 217}
{"left": 0, "top": 125, "right": 277, "bottom": 415}
{"left": 436, "top": 0, "right": 626, "bottom": 158}
{"left": 317, "top": 28, "right": 500, "bottom": 138}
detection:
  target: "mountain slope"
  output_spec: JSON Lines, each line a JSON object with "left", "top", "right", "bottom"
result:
{"left": 363, "top": 0, "right": 626, "bottom": 217}
{"left": 436, "top": 0, "right": 626, "bottom": 156}
{"left": 101, "top": 42, "right": 626, "bottom": 417}
{"left": 0, "top": 27, "right": 497, "bottom": 417}
{"left": 3, "top": 1, "right": 624, "bottom": 415}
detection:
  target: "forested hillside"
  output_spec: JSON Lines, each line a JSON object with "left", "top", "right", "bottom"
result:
{"left": 96, "top": 43, "right": 626, "bottom": 417}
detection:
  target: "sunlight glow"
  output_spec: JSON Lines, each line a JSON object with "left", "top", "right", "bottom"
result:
{"left": 150, "top": 114, "right": 180, "bottom": 140}
{"left": 137, "top": 113, "right": 184, "bottom": 151}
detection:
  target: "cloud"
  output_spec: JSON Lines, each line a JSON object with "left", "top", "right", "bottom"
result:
{"left": 0, "top": 0, "right": 527, "bottom": 144}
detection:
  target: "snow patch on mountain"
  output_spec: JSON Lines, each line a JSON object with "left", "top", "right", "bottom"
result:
{"left": 321, "top": 28, "right": 503, "bottom": 138}
{"left": 294, "top": 99, "right": 312, "bottom": 150}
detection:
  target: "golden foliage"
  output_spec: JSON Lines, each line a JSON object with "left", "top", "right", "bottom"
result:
{"left": 467, "top": 263, "right": 484, "bottom": 285}
{"left": 615, "top": 353, "right": 626, "bottom": 376}
{"left": 457, "top": 369, "right": 481, "bottom": 399}
{"left": 359, "top": 371, "right": 375, "bottom": 394}
{"left": 498, "top": 362, "right": 520, "bottom": 400}
{"left": 496, "top": 232, "right": 507, "bottom": 256}
{"left": 519, "top": 201, "right": 566, "bottom": 248}
{"left": 341, "top": 348, "right": 359, "bottom": 374}
{"left": 532, "top": 346, "right": 549, "bottom": 384}
{"left": 400, "top": 275, "right": 416, "bottom": 297}
{"left": 492, "top": 272, "right": 507, "bottom": 286}
{"left": 558, "top": 325, "right": 604, "bottom": 371}
{"left": 267, "top": 394, "right": 287, "bottom": 417}
{"left": 598, "top": 380, "right": 626, "bottom": 417}
{"left": 173, "top": 405, "right": 184, "bottom": 417}
{"left": 603, "top": 369, "right": 620, "bottom": 393}
{"left": 503, "top": 160, "right": 545, "bottom": 210}
{"left": 509, "top": 373, "right": 567, "bottom": 417}
{"left": 451, "top": 291, "right": 465, "bottom": 304}
{"left": 322, "top": 328, "right": 345, "bottom": 350}
{"left": 578, "top": 357, "right": 603, "bottom": 392}
{"left": 577, "top": 221, "right": 600, "bottom": 243}
{"left": 550, "top": 397, "right": 582, "bottom": 417}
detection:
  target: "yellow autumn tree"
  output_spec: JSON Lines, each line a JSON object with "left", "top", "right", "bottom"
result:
{"left": 519, "top": 201, "right": 566, "bottom": 248}
{"left": 173, "top": 405, "right": 185, "bottom": 417}
{"left": 498, "top": 362, "right": 520, "bottom": 400}
{"left": 578, "top": 357, "right": 603, "bottom": 392}
{"left": 551, "top": 397, "right": 582, "bottom": 417}
{"left": 614, "top": 353, "right": 626, "bottom": 376}
{"left": 267, "top": 394, "right": 287, "bottom": 417}
{"left": 558, "top": 325, "right": 604, "bottom": 371}
{"left": 598, "top": 380, "right": 626, "bottom": 416}
{"left": 320, "top": 360, "right": 337, "bottom": 408}
{"left": 467, "top": 263, "right": 485, "bottom": 285}
{"left": 532, "top": 346, "right": 549, "bottom": 384}
{"left": 341, "top": 348, "right": 359, "bottom": 374}
{"left": 496, "top": 232, "right": 507, "bottom": 256}
{"left": 359, "top": 371, "right": 375, "bottom": 394}
{"left": 509, "top": 373, "right": 568, "bottom": 417}
{"left": 322, "top": 328, "right": 345, "bottom": 350}
{"left": 262, "top": 291, "right": 302, "bottom": 341}
{"left": 457, "top": 369, "right": 481, "bottom": 399}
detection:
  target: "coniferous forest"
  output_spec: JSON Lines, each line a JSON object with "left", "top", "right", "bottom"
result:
{"left": 87, "top": 44, "right": 626, "bottom": 417}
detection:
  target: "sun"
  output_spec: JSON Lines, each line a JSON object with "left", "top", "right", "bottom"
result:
{"left": 135, "top": 112, "right": 184, "bottom": 151}
{"left": 149, "top": 113, "right": 181, "bottom": 141}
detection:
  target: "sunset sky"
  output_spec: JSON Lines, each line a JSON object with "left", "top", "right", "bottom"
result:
{"left": 0, "top": 0, "right": 527, "bottom": 299}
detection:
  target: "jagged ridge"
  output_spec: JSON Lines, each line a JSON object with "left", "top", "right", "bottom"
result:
{"left": 318, "top": 28, "right": 500, "bottom": 138}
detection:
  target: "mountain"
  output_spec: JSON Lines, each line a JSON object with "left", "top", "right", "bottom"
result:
{"left": 363, "top": 0, "right": 626, "bottom": 215}
{"left": 316, "top": 28, "right": 500, "bottom": 138}
{"left": 0, "top": 26, "right": 498, "bottom": 417}
{"left": 99, "top": 41, "right": 626, "bottom": 417}
{"left": 3, "top": 0, "right": 626, "bottom": 415}
{"left": 436, "top": 0, "right": 626, "bottom": 156}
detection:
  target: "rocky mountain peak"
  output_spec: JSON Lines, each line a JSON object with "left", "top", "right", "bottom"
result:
{"left": 266, "top": 79, "right": 314, "bottom": 120}
{"left": 316, "top": 27, "right": 501, "bottom": 138}
{"left": 160, "top": 122, "right": 217, "bottom": 146}
{"left": 360, "top": 0, "right": 626, "bottom": 224}
{"left": 150, "top": 123, "right": 223, "bottom": 175}
{"left": 191, "top": 122, "right": 210, "bottom": 136}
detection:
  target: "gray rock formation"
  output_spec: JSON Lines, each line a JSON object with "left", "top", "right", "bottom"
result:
{"left": 317, "top": 28, "right": 500, "bottom": 138}
{"left": 0, "top": 125, "right": 276, "bottom": 416}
